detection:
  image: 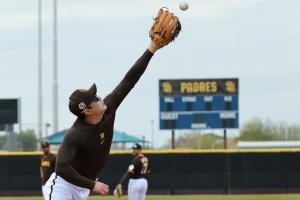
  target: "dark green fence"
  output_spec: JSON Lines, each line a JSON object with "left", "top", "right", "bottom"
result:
{"left": 1, "top": 150, "right": 300, "bottom": 196}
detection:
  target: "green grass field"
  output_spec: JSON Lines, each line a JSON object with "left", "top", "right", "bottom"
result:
{"left": 1, "top": 195, "right": 300, "bottom": 200}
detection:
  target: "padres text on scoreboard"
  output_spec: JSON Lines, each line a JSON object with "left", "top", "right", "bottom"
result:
{"left": 159, "top": 79, "right": 239, "bottom": 130}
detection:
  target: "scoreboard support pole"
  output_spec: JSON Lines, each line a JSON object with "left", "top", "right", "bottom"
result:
{"left": 171, "top": 130, "right": 175, "bottom": 149}
{"left": 223, "top": 129, "right": 231, "bottom": 194}
{"left": 223, "top": 129, "right": 227, "bottom": 149}
{"left": 171, "top": 130, "right": 176, "bottom": 194}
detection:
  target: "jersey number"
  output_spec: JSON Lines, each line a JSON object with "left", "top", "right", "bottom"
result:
{"left": 140, "top": 157, "right": 148, "bottom": 174}
{"left": 141, "top": 163, "right": 148, "bottom": 174}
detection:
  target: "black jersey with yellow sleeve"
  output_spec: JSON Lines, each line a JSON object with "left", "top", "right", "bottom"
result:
{"left": 128, "top": 154, "right": 150, "bottom": 179}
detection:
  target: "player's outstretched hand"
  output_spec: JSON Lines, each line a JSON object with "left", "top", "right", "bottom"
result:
{"left": 148, "top": 29, "right": 166, "bottom": 54}
{"left": 92, "top": 181, "right": 109, "bottom": 196}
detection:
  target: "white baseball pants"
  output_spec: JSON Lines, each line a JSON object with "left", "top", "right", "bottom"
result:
{"left": 127, "top": 178, "right": 148, "bottom": 200}
{"left": 42, "top": 185, "right": 46, "bottom": 200}
{"left": 43, "top": 172, "right": 90, "bottom": 200}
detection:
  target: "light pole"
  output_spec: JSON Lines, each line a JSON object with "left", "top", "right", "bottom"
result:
{"left": 151, "top": 120, "right": 154, "bottom": 149}
{"left": 38, "top": 0, "right": 43, "bottom": 151}
{"left": 53, "top": 0, "right": 58, "bottom": 133}
{"left": 45, "top": 123, "right": 51, "bottom": 138}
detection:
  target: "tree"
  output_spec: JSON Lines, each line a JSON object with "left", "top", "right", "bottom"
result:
{"left": 0, "top": 135, "right": 6, "bottom": 150}
{"left": 162, "top": 131, "right": 226, "bottom": 149}
{"left": 0, "top": 133, "right": 18, "bottom": 151}
{"left": 20, "top": 129, "right": 37, "bottom": 151}
{"left": 0, "top": 129, "right": 37, "bottom": 151}
{"left": 161, "top": 118, "right": 300, "bottom": 149}
{"left": 239, "top": 117, "right": 300, "bottom": 141}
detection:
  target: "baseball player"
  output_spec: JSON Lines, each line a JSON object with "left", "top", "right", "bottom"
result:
{"left": 40, "top": 141, "right": 56, "bottom": 200}
{"left": 43, "top": 8, "right": 181, "bottom": 200}
{"left": 117, "top": 143, "right": 150, "bottom": 200}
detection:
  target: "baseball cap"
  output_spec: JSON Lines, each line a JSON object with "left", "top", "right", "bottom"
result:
{"left": 132, "top": 143, "right": 142, "bottom": 150}
{"left": 69, "top": 83, "right": 97, "bottom": 117}
{"left": 41, "top": 141, "right": 50, "bottom": 148}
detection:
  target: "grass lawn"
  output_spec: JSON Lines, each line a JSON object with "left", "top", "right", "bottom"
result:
{"left": 1, "top": 195, "right": 300, "bottom": 200}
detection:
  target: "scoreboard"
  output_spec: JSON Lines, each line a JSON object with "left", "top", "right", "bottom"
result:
{"left": 0, "top": 99, "right": 19, "bottom": 125}
{"left": 159, "top": 79, "right": 239, "bottom": 130}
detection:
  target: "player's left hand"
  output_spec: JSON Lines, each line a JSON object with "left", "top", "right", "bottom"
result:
{"left": 113, "top": 184, "right": 123, "bottom": 198}
{"left": 148, "top": 29, "right": 166, "bottom": 54}
{"left": 92, "top": 181, "right": 109, "bottom": 196}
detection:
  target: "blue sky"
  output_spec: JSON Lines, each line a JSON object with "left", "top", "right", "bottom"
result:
{"left": 1, "top": 0, "right": 299, "bottom": 148}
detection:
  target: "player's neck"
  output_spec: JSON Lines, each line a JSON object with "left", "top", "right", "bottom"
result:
{"left": 136, "top": 153, "right": 143, "bottom": 157}
{"left": 84, "top": 114, "right": 104, "bottom": 124}
{"left": 44, "top": 152, "right": 50, "bottom": 157}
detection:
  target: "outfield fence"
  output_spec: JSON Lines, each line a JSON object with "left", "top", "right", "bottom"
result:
{"left": 0, "top": 149, "right": 300, "bottom": 196}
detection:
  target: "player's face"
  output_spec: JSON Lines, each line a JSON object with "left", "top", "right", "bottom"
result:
{"left": 89, "top": 95, "right": 107, "bottom": 116}
{"left": 132, "top": 149, "right": 140, "bottom": 156}
{"left": 42, "top": 147, "right": 50, "bottom": 154}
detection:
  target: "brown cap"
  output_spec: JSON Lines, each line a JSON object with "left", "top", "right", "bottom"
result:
{"left": 69, "top": 83, "right": 97, "bottom": 117}
{"left": 132, "top": 143, "right": 142, "bottom": 149}
{"left": 41, "top": 141, "right": 50, "bottom": 148}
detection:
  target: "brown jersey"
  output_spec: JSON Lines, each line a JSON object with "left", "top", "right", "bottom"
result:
{"left": 55, "top": 50, "right": 153, "bottom": 190}
{"left": 40, "top": 153, "right": 56, "bottom": 185}
{"left": 128, "top": 154, "right": 150, "bottom": 179}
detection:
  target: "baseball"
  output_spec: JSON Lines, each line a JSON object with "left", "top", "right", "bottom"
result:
{"left": 179, "top": 1, "right": 189, "bottom": 11}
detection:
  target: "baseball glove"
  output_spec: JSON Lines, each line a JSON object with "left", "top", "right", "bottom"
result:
{"left": 113, "top": 184, "right": 122, "bottom": 198}
{"left": 149, "top": 7, "right": 182, "bottom": 48}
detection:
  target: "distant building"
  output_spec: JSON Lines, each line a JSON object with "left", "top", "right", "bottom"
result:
{"left": 237, "top": 141, "right": 300, "bottom": 149}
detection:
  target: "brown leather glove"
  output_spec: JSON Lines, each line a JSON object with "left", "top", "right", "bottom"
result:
{"left": 149, "top": 7, "right": 182, "bottom": 48}
{"left": 113, "top": 184, "right": 122, "bottom": 198}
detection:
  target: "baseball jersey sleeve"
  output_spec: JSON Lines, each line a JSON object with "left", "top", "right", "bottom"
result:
{"left": 119, "top": 172, "right": 132, "bottom": 185}
{"left": 119, "top": 159, "right": 140, "bottom": 185}
{"left": 129, "top": 158, "right": 141, "bottom": 174}
{"left": 55, "top": 129, "right": 96, "bottom": 190}
{"left": 104, "top": 50, "right": 153, "bottom": 109}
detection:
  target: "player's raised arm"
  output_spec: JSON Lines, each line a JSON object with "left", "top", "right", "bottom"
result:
{"left": 104, "top": 8, "right": 181, "bottom": 108}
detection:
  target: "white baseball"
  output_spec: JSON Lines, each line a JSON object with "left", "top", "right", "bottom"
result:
{"left": 179, "top": 1, "right": 189, "bottom": 11}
